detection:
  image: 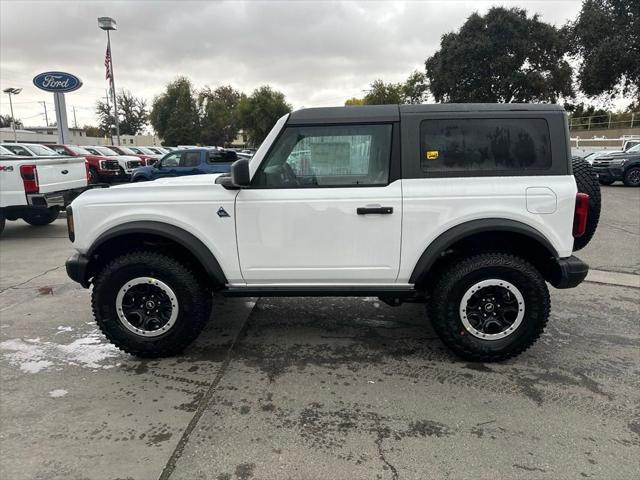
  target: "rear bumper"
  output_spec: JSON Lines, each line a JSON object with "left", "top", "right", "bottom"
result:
{"left": 27, "top": 187, "right": 86, "bottom": 208}
{"left": 550, "top": 255, "right": 589, "bottom": 289}
{"left": 66, "top": 252, "right": 91, "bottom": 288}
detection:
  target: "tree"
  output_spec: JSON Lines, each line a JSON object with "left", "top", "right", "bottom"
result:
{"left": 149, "top": 77, "right": 200, "bottom": 146}
{"left": 95, "top": 98, "right": 115, "bottom": 136}
{"left": 568, "top": 0, "right": 639, "bottom": 97}
{"left": 238, "top": 86, "right": 292, "bottom": 146}
{"left": 0, "top": 114, "right": 22, "bottom": 129}
{"left": 118, "top": 90, "right": 148, "bottom": 135}
{"left": 198, "top": 85, "right": 243, "bottom": 146}
{"left": 345, "top": 71, "right": 428, "bottom": 106}
{"left": 83, "top": 125, "right": 102, "bottom": 137}
{"left": 425, "top": 7, "right": 573, "bottom": 103}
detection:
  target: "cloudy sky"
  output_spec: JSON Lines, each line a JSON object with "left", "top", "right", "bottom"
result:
{"left": 1, "top": 0, "right": 586, "bottom": 129}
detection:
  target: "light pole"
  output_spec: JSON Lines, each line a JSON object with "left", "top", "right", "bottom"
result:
{"left": 3, "top": 87, "right": 22, "bottom": 143}
{"left": 98, "top": 16, "right": 121, "bottom": 146}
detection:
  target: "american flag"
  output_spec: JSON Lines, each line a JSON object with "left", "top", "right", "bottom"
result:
{"left": 105, "top": 44, "right": 112, "bottom": 81}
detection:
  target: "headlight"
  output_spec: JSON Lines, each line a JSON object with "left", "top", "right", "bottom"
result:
{"left": 611, "top": 158, "right": 628, "bottom": 166}
{"left": 99, "top": 160, "right": 107, "bottom": 169}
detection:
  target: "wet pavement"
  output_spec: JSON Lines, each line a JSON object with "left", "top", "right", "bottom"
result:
{"left": 0, "top": 186, "right": 638, "bottom": 479}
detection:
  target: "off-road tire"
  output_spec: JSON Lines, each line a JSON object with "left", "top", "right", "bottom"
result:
{"left": 572, "top": 156, "right": 601, "bottom": 251}
{"left": 91, "top": 251, "right": 212, "bottom": 357}
{"left": 623, "top": 167, "right": 640, "bottom": 187}
{"left": 429, "top": 253, "right": 550, "bottom": 362}
{"left": 22, "top": 208, "right": 60, "bottom": 226}
{"left": 88, "top": 166, "right": 99, "bottom": 184}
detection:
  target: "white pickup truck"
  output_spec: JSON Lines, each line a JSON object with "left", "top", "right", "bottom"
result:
{"left": 0, "top": 153, "right": 88, "bottom": 234}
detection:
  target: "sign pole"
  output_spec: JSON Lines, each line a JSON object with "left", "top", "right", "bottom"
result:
{"left": 107, "top": 30, "right": 121, "bottom": 146}
{"left": 53, "top": 92, "right": 71, "bottom": 144}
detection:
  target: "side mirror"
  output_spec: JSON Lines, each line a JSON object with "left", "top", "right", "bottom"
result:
{"left": 231, "top": 159, "right": 250, "bottom": 186}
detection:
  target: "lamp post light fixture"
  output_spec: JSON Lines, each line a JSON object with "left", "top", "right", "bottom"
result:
{"left": 98, "top": 16, "right": 121, "bottom": 146}
{"left": 3, "top": 87, "right": 22, "bottom": 143}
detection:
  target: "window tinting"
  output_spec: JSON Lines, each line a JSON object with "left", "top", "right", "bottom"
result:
{"left": 420, "top": 118, "right": 551, "bottom": 173}
{"left": 181, "top": 152, "right": 200, "bottom": 167}
{"left": 254, "top": 124, "right": 392, "bottom": 188}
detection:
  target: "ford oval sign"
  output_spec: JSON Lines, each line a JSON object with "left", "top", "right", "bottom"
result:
{"left": 33, "top": 71, "right": 82, "bottom": 93}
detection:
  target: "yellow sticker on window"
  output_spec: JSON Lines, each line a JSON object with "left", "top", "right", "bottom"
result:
{"left": 426, "top": 150, "right": 439, "bottom": 160}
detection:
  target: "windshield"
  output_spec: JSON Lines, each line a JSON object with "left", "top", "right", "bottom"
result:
{"left": 139, "top": 147, "right": 156, "bottom": 155}
{"left": 25, "top": 144, "right": 59, "bottom": 156}
{"left": 626, "top": 144, "right": 640, "bottom": 153}
{"left": 92, "top": 146, "right": 117, "bottom": 156}
{"left": 68, "top": 145, "right": 91, "bottom": 155}
{"left": 118, "top": 146, "right": 137, "bottom": 155}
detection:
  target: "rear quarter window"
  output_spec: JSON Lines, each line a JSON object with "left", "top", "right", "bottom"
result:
{"left": 420, "top": 118, "right": 552, "bottom": 174}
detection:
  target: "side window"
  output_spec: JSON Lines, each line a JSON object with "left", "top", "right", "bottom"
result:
{"left": 208, "top": 150, "right": 237, "bottom": 163}
{"left": 180, "top": 152, "right": 201, "bottom": 167}
{"left": 254, "top": 124, "right": 392, "bottom": 188}
{"left": 420, "top": 118, "right": 552, "bottom": 174}
{"left": 52, "top": 146, "right": 66, "bottom": 155}
{"left": 5, "top": 145, "right": 32, "bottom": 156}
{"left": 161, "top": 153, "right": 180, "bottom": 168}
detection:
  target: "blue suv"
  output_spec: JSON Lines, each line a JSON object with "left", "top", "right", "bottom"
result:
{"left": 130, "top": 148, "right": 236, "bottom": 182}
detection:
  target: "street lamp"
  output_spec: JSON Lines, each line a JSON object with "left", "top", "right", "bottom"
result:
{"left": 98, "top": 16, "right": 121, "bottom": 146}
{"left": 3, "top": 87, "right": 22, "bottom": 143}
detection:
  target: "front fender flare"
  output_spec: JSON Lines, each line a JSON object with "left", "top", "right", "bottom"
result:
{"left": 88, "top": 221, "right": 227, "bottom": 285}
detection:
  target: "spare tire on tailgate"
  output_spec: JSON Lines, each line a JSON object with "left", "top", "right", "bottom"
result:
{"left": 572, "top": 156, "right": 601, "bottom": 251}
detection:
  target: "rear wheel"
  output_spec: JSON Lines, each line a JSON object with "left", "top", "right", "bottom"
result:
{"left": 91, "top": 251, "right": 212, "bottom": 357}
{"left": 572, "top": 157, "right": 601, "bottom": 251}
{"left": 22, "top": 208, "right": 59, "bottom": 226}
{"left": 623, "top": 167, "right": 640, "bottom": 187}
{"left": 429, "top": 253, "right": 550, "bottom": 362}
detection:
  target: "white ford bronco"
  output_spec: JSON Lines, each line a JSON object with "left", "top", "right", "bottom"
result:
{"left": 66, "top": 104, "right": 600, "bottom": 361}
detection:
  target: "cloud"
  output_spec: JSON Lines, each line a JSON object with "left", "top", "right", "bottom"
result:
{"left": 0, "top": 0, "right": 582, "bottom": 127}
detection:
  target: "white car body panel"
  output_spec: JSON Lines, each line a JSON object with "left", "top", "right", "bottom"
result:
{"left": 71, "top": 174, "right": 244, "bottom": 283}
{"left": 1, "top": 156, "right": 87, "bottom": 208}
{"left": 235, "top": 180, "right": 402, "bottom": 283}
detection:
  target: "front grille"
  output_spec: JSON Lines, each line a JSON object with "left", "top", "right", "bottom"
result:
{"left": 127, "top": 160, "right": 143, "bottom": 169}
{"left": 104, "top": 160, "right": 120, "bottom": 170}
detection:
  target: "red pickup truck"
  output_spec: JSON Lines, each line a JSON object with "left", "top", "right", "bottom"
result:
{"left": 46, "top": 144, "right": 123, "bottom": 184}
{"left": 106, "top": 145, "right": 156, "bottom": 165}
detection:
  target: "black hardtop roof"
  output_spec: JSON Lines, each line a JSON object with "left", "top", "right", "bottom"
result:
{"left": 288, "top": 103, "right": 565, "bottom": 124}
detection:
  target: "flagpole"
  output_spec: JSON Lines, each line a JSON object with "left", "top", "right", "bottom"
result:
{"left": 106, "top": 30, "right": 121, "bottom": 146}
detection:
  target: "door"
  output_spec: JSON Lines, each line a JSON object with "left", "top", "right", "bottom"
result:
{"left": 175, "top": 151, "right": 201, "bottom": 176}
{"left": 236, "top": 123, "right": 402, "bottom": 284}
{"left": 155, "top": 152, "right": 181, "bottom": 178}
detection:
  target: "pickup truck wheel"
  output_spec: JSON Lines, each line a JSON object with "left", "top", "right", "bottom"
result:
{"left": 88, "top": 167, "right": 99, "bottom": 184}
{"left": 623, "top": 167, "right": 640, "bottom": 187}
{"left": 22, "top": 208, "right": 59, "bottom": 226}
{"left": 91, "top": 251, "right": 212, "bottom": 357}
{"left": 429, "top": 253, "right": 550, "bottom": 362}
{"left": 572, "top": 156, "right": 601, "bottom": 251}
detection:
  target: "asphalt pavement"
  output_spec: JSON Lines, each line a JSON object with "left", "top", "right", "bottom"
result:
{"left": 0, "top": 186, "right": 638, "bottom": 480}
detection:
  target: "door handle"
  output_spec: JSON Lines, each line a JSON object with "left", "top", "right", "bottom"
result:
{"left": 357, "top": 206, "right": 393, "bottom": 215}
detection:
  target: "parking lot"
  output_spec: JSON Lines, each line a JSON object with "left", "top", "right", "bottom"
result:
{"left": 0, "top": 185, "right": 638, "bottom": 480}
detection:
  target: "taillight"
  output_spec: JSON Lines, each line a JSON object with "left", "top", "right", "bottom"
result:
{"left": 19, "top": 164, "right": 39, "bottom": 194}
{"left": 84, "top": 160, "right": 90, "bottom": 183}
{"left": 66, "top": 206, "right": 75, "bottom": 242}
{"left": 573, "top": 193, "right": 589, "bottom": 238}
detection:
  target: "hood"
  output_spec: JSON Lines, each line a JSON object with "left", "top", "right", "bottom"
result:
{"left": 114, "top": 173, "right": 226, "bottom": 188}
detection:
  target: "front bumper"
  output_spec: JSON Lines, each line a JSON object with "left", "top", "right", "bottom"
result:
{"left": 592, "top": 164, "right": 624, "bottom": 182}
{"left": 549, "top": 255, "right": 589, "bottom": 289}
{"left": 66, "top": 252, "right": 91, "bottom": 288}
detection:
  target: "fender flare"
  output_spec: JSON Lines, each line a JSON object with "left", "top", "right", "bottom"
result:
{"left": 88, "top": 221, "right": 227, "bottom": 285}
{"left": 409, "top": 218, "right": 558, "bottom": 284}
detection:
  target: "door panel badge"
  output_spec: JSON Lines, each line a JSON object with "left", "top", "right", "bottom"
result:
{"left": 425, "top": 150, "right": 439, "bottom": 160}
{"left": 217, "top": 206, "right": 230, "bottom": 218}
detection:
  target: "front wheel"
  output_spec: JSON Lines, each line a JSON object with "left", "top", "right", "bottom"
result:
{"left": 92, "top": 251, "right": 212, "bottom": 357}
{"left": 429, "top": 253, "right": 550, "bottom": 362}
{"left": 22, "top": 208, "right": 59, "bottom": 226}
{"left": 623, "top": 167, "right": 640, "bottom": 187}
